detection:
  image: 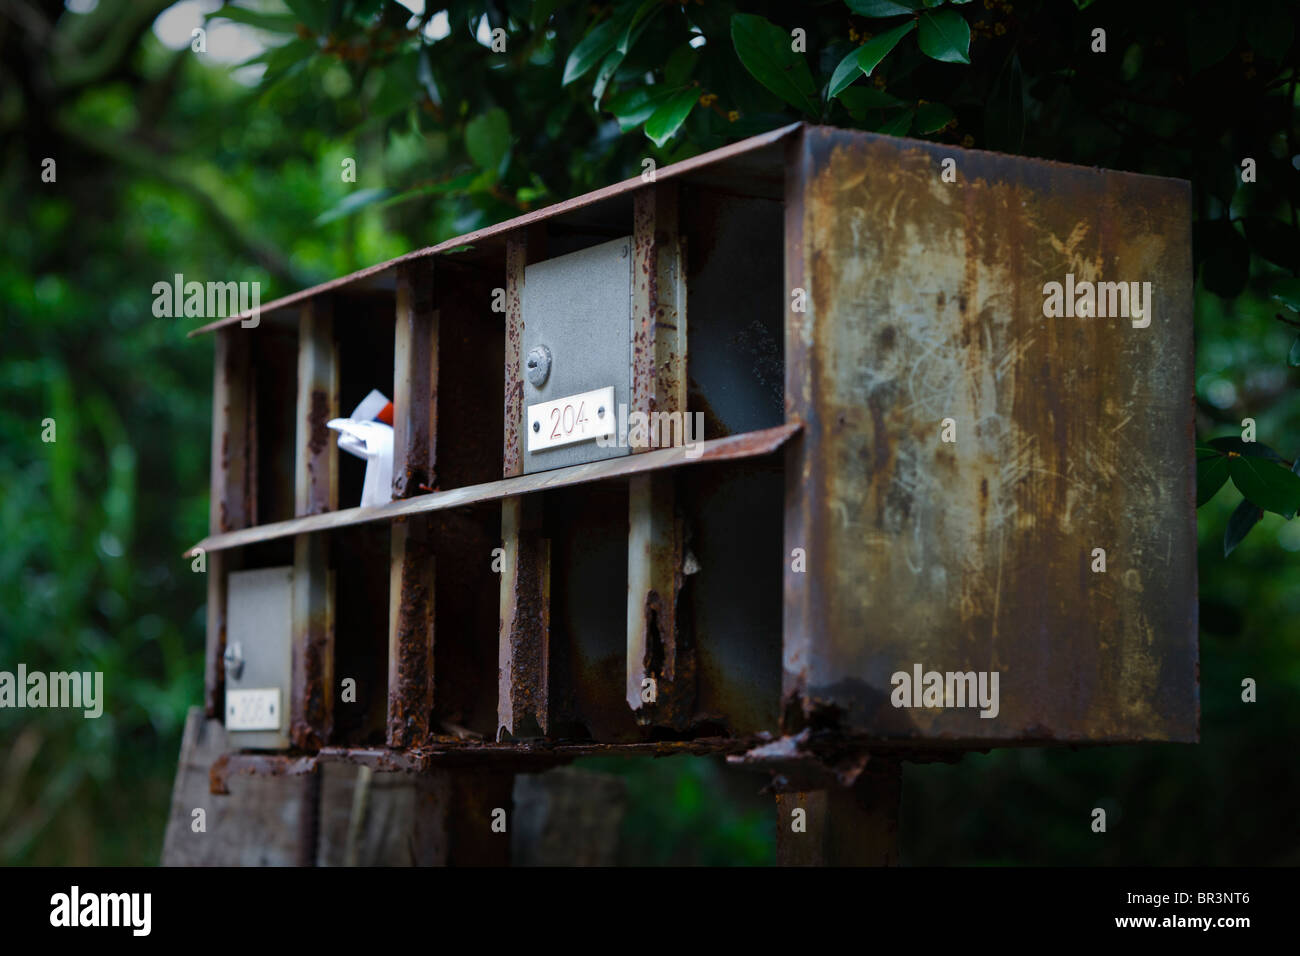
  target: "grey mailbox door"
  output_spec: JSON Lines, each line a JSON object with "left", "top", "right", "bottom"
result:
{"left": 521, "top": 236, "right": 633, "bottom": 474}
{"left": 224, "top": 566, "right": 293, "bottom": 749}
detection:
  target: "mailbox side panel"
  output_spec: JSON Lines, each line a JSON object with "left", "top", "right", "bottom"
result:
{"left": 783, "top": 126, "right": 1198, "bottom": 744}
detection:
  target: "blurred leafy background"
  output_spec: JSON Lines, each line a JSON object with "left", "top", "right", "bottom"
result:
{"left": 1, "top": 0, "right": 1297, "bottom": 864}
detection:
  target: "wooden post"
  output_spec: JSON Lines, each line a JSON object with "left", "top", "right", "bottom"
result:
{"left": 774, "top": 760, "right": 902, "bottom": 866}
{"left": 290, "top": 297, "right": 337, "bottom": 750}
{"left": 627, "top": 183, "right": 692, "bottom": 726}
{"left": 411, "top": 769, "right": 515, "bottom": 866}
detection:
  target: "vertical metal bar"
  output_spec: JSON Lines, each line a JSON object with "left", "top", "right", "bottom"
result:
{"left": 630, "top": 181, "right": 686, "bottom": 424}
{"left": 392, "top": 261, "right": 438, "bottom": 498}
{"left": 206, "top": 328, "right": 252, "bottom": 719}
{"left": 387, "top": 262, "right": 438, "bottom": 748}
{"left": 627, "top": 184, "right": 692, "bottom": 725}
{"left": 291, "top": 297, "right": 337, "bottom": 750}
{"left": 781, "top": 128, "right": 816, "bottom": 721}
{"left": 499, "top": 229, "right": 550, "bottom": 739}
{"left": 388, "top": 518, "right": 434, "bottom": 747}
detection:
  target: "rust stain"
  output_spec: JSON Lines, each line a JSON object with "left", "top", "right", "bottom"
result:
{"left": 306, "top": 388, "right": 330, "bottom": 456}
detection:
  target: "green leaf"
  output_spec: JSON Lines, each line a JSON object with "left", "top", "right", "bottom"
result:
{"left": 1228, "top": 455, "right": 1300, "bottom": 516}
{"left": 283, "top": 0, "right": 328, "bottom": 34}
{"left": 1244, "top": 218, "right": 1300, "bottom": 272}
{"left": 1198, "top": 220, "right": 1250, "bottom": 298}
{"left": 314, "top": 187, "right": 396, "bottom": 226}
{"left": 1197, "top": 451, "right": 1230, "bottom": 506}
{"left": 664, "top": 43, "right": 699, "bottom": 87}
{"left": 563, "top": 15, "right": 623, "bottom": 86}
{"left": 845, "top": 0, "right": 922, "bottom": 15}
{"left": 1224, "top": 499, "right": 1264, "bottom": 556}
{"left": 878, "top": 108, "right": 914, "bottom": 136}
{"left": 618, "top": 0, "right": 660, "bottom": 55}
{"left": 644, "top": 87, "right": 699, "bottom": 147}
{"left": 1289, "top": 334, "right": 1300, "bottom": 368}
{"left": 208, "top": 6, "right": 297, "bottom": 32}
{"left": 842, "top": 87, "right": 905, "bottom": 108}
{"left": 606, "top": 87, "right": 674, "bottom": 131}
{"left": 918, "top": 8, "right": 970, "bottom": 64}
{"left": 837, "top": 86, "right": 904, "bottom": 119}
{"left": 857, "top": 21, "right": 917, "bottom": 77}
{"left": 417, "top": 49, "right": 441, "bottom": 106}
{"left": 1207, "top": 436, "right": 1284, "bottom": 462}
{"left": 313, "top": 175, "right": 480, "bottom": 226}
{"left": 829, "top": 47, "right": 865, "bottom": 98}
{"left": 531, "top": 0, "right": 558, "bottom": 30}
{"left": 915, "top": 101, "right": 955, "bottom": 133}
{"left": 730, "top": 14, "right": 819, "bottom": 116}
{"left": 1188, "top": 5, "right": 1239, "bottom": 73}
{"left": 592, "top": 49, "right": 625, "bottom": 106}
{"left": 1271, "top": 278, "right": 1300, "bottom": 312}
{"left": 985, "top": 53, "right": 1024, "bottom": 152}
{"left": 1245, "top": 0, "right": 1295, "bottom": 61}
{"left": 465, "top": 108, "right": 511, "bottom": 171}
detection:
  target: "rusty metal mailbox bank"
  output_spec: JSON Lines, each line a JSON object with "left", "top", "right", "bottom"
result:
{"left": 187, "top": 123, "right": 1197, "bottom": 865}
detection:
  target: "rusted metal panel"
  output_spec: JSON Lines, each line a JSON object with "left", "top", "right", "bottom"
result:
{"left": 387, "top": 265, "right": 438, "bottom": 749}
{"left": 631, "top": 183, "right": 685, "bottom": 427}
{"left": 783, "top": 126, "right": 1198, "bottom": 744}
{"left": 392, "top": 260, "right": 438, "bottom": 498}
{"left": 498, "top": 496, "right": 550, "bottom": 738}
{"left": 294, "top": 298, "right": 338, "bottom": 516}
{"left": 626, "top": 475, "right": 692, "bottom": 725}
{"left": 503, "top": 233, "right": 533, "bottom": 479}
{"left": 206, "top": 329, "right": 252, "bottom": 718}
{"left": 207, "top": 335, "right": 242, "bottom": 720}
{"left": 291, "top": 299, "right": 338, "bottom": 750}
{"left": 187, "top": 424, "right": 799, "bottom": 556}
{"left": 211, "top": 329, "right": 254, "bottom": 532}
{"left": 499, "top": 229, "right": 552, "bottom": 739}
{"left": 292, "top": 535, "right": 334, "bottom": 750}
{"left": 627, "top": 184, "right": 694, "bottom": 727}
{"left": 387, "top": 518, "right": 434, "bottom": 748}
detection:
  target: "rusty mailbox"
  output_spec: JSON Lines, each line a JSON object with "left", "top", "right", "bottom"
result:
{"left": 188, "top": 123, "right": 1197, "bottom": 862}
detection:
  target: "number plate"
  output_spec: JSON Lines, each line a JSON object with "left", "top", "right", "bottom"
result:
{"left": 226, "top": 688, "right": 281, "bottom": 731}
{"left": 527, "top": 385, "right": 617, "bottom": 453}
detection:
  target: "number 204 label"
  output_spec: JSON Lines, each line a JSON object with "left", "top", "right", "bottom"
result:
{"left": 527, "top": 385, "right": 616, "bottom": 453}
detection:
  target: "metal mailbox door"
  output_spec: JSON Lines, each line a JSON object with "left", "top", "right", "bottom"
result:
{"left": 224, "top": 566, "right": 293, "bottom": 749}
{"left": 521, "top": 236, "right": 633, "bottom": 474}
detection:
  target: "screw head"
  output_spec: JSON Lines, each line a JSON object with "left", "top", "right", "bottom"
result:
{"left": 597, "top": 406, "right": 605, "bottom": 418}
{"left": 532, "top": 421, "right": 540, "bottom": 433}
{"left": 525, "top": 345, "right": 552, "bottom": 387}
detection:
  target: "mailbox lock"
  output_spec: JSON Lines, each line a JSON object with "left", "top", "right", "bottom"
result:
{"left": 525, "top": 345, "right": 551, "bottom": 388}
{"left": 223, "top": 640, "right": 245, "bottom": 680}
